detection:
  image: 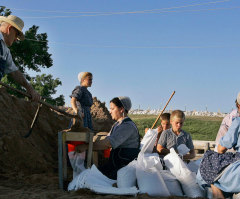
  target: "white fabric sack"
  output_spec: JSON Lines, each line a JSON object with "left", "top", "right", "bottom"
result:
{"left": 68, "top": 168, "right": 90, "bottom": 191}
{"left": 164, "top": 148, "right": 204, "bottom": 198}
{"left": 117, "top": 159, "right": 137, "bottom": 188}
{"left": 136, "top": 152, "right": 170, "bottom": 197}
{"left": 68, "top": 151, "right": 86, "bottom": 178}
{"left": 137, "top": 152, "right": 163, "bottom": 171}
{"left": 177, "top": 144, "right": 190, "bottom": 156}
{"left": 68, "top": 165, "right": 115, "bottom": 191}
{"left": 140, "top": 128, "right": 158, "bottom": 153}
{"left": 136, "top": 165, "right": 170, "bottom": 197}
{"left": 85, "top": 164, "right": 116, "bottom": 188}
{"left": 90, "top": 185, "right": 139, "bottom": 196}
{"left": 161, "top": 170, "right": 183, "bottom": 196}
{"left": 68, "top": 165, "right": 139, "bottom": 195}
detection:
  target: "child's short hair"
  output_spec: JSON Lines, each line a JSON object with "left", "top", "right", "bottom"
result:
{"left": 160, "top": 113, "right": 170, "bottom": 121}
{"left": 170, "top": 110, "right": 185, "bottom": 121}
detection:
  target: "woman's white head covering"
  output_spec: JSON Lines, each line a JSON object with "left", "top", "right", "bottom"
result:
{"left": 118, "top": 96, "right": 132, "bottom": 111}
{"left": 237, "top": 92, "right": 240, "bottom": 104}
{"left": 78, "top": 72, "right": 87, "bottom": 83}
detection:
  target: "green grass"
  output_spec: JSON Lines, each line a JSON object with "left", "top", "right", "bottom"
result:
{"left": 130, "top": 114, "right": 222, "bottom": 141}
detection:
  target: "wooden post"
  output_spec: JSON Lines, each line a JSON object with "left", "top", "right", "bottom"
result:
{"left": 204, "top": 142, "right": 210, "bottom": 153}
{"left": 62, "top": 132, "right": 68, "bottom": 189}
{"left": 87, "top": 132, "right": 94, "bottom": 168}
{"left": 58, "top": 131, "right": 63, "bottom": 189}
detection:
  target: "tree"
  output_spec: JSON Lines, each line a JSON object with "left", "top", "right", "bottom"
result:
{"left": 0, "top": 6, "right": 65, "bottom": 106}
{"left": 30, "top": 74, "right": 65, "bottom": 106}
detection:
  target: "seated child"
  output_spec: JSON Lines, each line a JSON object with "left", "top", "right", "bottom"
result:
{"left": 145, "top": 113, "right": 171, "bottom": 152}
{"left": 157, "top": 110, "right": 195, "bottom": 160}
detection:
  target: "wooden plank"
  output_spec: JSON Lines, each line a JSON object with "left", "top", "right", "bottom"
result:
{"left": 65, "top": 132, "right": 89, "bottom": 142}
{"left": 92, "top": 152, "right": 98, "bottom": 167}
{"left": 193, "top": 140, "right": 216, "bottom": 150}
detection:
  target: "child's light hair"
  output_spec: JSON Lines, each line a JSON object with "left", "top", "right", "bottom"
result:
{"left": 170, "top": 110, "right": 185, "bottom": 121}
{"left": 160, "top": 113, "right": 171, "bottom": 121}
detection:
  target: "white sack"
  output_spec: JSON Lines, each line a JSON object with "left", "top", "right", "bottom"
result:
{"left": 140, "top": 128, "right": 158, "bottom": 153}
{"left": 136, "top": 166, "right": 170, "bottom": 197}
{"left": 68, "top": 165, "right": 139, "bottom": 195}
{"left": 85, "top": 164, "right": 116, "bottom": 188}
{"left": 68, "top": 151, "right": 86, "bottom": 178}
{"left": 68, "top": 168, "right": 90, "bottom": 191}
{"left": 164, "top": 148, "right": 204, "bottom": 198}
{"left": 136, "top": 152, "right": 169, "bottom": 197}
{"left": 161, "top": 170, "right": 183, "bottom": 196}
{"left": 117, "top": 159, "right": 137, "bottom": 188}
{"left": 90, "top": 185, "right": 139, "bottom": 196}
{"left": 137, "top": 152, "right": 163, "bottom": 171}
{"left": 177, "top": 144, "right": 190, "bottom": 156}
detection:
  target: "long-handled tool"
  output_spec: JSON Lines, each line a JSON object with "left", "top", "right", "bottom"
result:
{"left": 22, "top": 101, "right": 43, "bottom": 138}
{"left": 0, "top": 81, "right": 77, "bottom": 118}
{"left": 0, "top": 81, "right": 78, "bottom": 138}
{"left": 151, "top": 91, "right": 175, "bottom": 129}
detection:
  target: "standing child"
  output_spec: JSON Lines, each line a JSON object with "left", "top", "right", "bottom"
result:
{"left": 157, "top": 110, "right": 195, "bottom": 160}
{"left": 68, "top": 72, "right": 93, "bottom": 178}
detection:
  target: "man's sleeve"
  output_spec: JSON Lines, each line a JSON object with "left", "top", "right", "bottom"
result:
{"left": 2, "top": 42, "right": 18, "bottom": 74}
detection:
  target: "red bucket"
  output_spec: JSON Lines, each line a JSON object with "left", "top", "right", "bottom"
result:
{"left": 67, "top": 141, "right": 85, "bottom": 152}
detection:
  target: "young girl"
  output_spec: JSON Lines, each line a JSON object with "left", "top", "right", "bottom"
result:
{"left": 68, "top": 72, "right": 93, "bottom": 177}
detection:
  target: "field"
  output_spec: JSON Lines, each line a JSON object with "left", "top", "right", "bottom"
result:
{"left": 130, "top": 114, "right": 223, "bottom": 141}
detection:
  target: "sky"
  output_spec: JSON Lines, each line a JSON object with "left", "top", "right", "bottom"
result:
{"left": 1, "top": 0, "right": 240, "bottom": 113}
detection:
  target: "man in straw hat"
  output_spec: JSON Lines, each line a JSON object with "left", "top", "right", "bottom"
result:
{"left": 0, "top": 15, "right": 40, "bottom": 101}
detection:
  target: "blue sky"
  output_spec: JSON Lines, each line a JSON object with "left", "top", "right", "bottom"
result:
{"left": 2, "top": 0, "right": 240, "bottom": 113}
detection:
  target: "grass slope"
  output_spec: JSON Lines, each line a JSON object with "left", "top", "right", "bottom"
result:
{"left": 130, "top": 114, "right": 222, "bottom": 141}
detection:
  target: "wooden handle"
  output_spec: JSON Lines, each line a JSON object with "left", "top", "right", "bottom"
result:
{"left": 151, "top": 91, "right": 175, "bottom": 129}
{"left": 0, "top": 81, "right": 77, "bottom": 118}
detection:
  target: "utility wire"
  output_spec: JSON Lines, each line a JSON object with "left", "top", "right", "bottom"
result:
{"left": 7, "top": 0, "right": 233, "bottom": 18}
{"left": 19, "top": 6, "right": 240, "bottom": 19}
{"left": 24, "top": 39, "right": 240, "bottom": 49}
{"left": 9, "top": 0, "right": 231, "bottom": 13}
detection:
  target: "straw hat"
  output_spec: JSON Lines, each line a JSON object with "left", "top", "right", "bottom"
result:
{"left": 0, "top": 15, "right": 24, "bottom": 40}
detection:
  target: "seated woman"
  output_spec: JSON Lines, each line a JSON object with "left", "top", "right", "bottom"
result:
{"left": 199, "top": 117, "right": 240, "bottom": 199}
{"left": 214, "top": 92, "right": 240, "bottom": 152}
{"left": 75, "top": 96, "right": 140, "bottom": 180}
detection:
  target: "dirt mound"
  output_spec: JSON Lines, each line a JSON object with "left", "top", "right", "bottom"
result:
{"left": 91, "top": 97, "right": 114, "bottom": 131}
{"left": 0, "top": 88, "right": 113, "bottom": 179}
